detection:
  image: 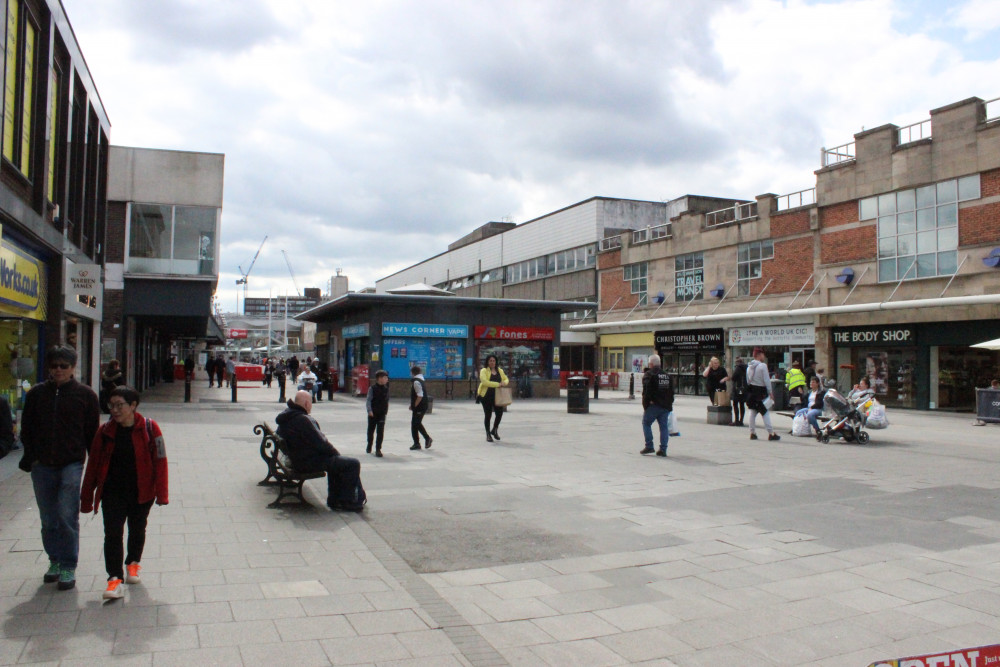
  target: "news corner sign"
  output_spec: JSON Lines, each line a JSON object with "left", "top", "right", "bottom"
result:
{"left": 867, "top": 642, "right": 1000, "bottom": 667}
{"left": 64, "top": 262, "right": 102, "bottom": 319}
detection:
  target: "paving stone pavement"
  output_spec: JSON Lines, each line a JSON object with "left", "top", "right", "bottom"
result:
{"left": 2, "top": 378, "right": 1000, "bottom": 666}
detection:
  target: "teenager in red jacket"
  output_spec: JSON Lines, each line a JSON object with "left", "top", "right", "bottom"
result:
{"left": 81, "top": 386, "right": 168, "bottom": 601}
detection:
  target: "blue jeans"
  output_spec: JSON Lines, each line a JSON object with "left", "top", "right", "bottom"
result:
{"left": 31, "top": 461, "right": 84, "bottom": 569}
{"left": 796, "top": 408, "right": 823, "bottom": 432}
{"left": 642, "top": 406, "right": 671, "bottom": 451}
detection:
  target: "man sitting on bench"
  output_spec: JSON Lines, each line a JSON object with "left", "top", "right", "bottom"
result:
{"left": 275, "top": 390, "right": 365, "bottom": 511}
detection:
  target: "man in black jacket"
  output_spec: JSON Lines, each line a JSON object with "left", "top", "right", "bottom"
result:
{"left": 19, "top": 345, "right": 100, "bottom": 590}
{"left": 641, "top": 354, "right": 674, "bottom": 457}
{"left": 275, "top": 391, "right": 364, "bottom": 511}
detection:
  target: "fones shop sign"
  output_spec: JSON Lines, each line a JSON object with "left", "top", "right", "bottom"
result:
{"left": 475, "top": 326, "right": 554, "bottom": 341}
{"left": 867, "top": 642, "right": 1000, "bottom": 666}
{"left": 832, "top": 326, "right": 915, "bottom": 346}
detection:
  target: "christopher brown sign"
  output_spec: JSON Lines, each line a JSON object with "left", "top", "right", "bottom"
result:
{"left": 474, "top": 326, "right": 554, "bottom": 341}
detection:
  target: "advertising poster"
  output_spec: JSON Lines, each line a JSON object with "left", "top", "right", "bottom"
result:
{"left": 382, "top": 337, "right": 463, "bottom": 380}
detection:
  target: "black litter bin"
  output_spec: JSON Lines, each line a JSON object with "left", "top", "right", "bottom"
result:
{"left": 770, "top": 378, "right": 787, "bottom": 411}
{"left": 567, "top": 376, "right": 590, "bottom": 414}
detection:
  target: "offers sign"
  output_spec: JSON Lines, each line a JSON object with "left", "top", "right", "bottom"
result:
{"left": 475, "top": 326, "right": 555, "bottom": 341}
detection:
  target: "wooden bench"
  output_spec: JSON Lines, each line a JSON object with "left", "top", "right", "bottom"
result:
{"left": 254, "top": 422, "right": 326, "bottom": 507}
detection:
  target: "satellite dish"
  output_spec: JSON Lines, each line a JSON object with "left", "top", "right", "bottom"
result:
{"left": 654, "top": 291, "right": 666, "bottom": 304}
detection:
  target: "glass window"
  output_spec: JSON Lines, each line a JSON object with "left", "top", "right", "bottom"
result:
{"left": 916, "top": 230, "right": 936, "bottom": 254}
{"left": 737, "top": 241, "right": 773, "bottom": 296}
{"left": 936, "top": 179, "right": 957, "bottom": 204}
{"left": 937, "top": 226, "right": 957, "bottom": 251}
{"left": 859, "top": 197, "right": 877, "bottom": 221}
{"left": 675, "top": 253, "right": 703, "bottom": 302}
{"left": 2, "top": 1, "right": 38, "bottom": 177}
{"left": 129, "top": 204, "right": 172, "bottom": 260}
{"left": 878, "top": 193, "right": 896, "bottom": 215}
{"left": 896, "top": 189, "right": 915, "bottom": 212}
{"left": 958, "top": 174, "right": 980, "bottom": 201}
{"left": 624, "top": 262, "right": 648, "bottom": 305}
{"left": 916, "top": 208, "right": 935, "bottom": 230}
{"left": 916, "top": 253, "right": 936, "bottom": 278}
{"left": 916, "top": 185, "right": 936, "bottom": 209}
{"left": 938, "top": 250, "right": 957, "bottom": 274}
{"left": 896, "top": 211, "right": 915, "bottom": 234}
{"left": 937, "top": 203, "right": 957, "bottom": 227}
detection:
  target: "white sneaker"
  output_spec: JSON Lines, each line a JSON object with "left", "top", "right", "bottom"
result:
{"left": 103, "top": 578, "right": 124, "bottom": 600}
{"left": 125, "top": 562, "right": 141, "bottom": 584}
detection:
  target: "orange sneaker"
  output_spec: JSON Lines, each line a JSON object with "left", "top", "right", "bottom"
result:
{"left": 125, "top": 562, "right": 141, "bottom": 584}
{"left": 103, "top": 578, "right": 124, "bottom": 600}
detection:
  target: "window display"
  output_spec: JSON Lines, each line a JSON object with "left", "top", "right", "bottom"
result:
{"left": 849, "top": 348, "right": 917, "bottom": 409}
{"left": 475, "top": 340, "right": 550, "bottom": 379}
{"left": 383, "top": 338, "right": 463, "bottom": 380}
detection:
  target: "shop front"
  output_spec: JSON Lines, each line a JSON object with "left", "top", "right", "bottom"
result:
{"left": 654, "top": 328, "right": 724, "bottom": 396}
{"left": 381, "top": 322, "right": 465, "bottom": 381}
{"left": 728, "top": 324, "right": 816, "bottom": 376}
{"left": 342, "top": 323, "right": 369, "bottom": 392}
{"left": 599, "top": 332, "right": 654, "bottom": 375}
{"left": 0, "top": 237, "right": 49, "bottom": 412}
{"left": 833, "top": 325, "right": 918, "bottom": 409}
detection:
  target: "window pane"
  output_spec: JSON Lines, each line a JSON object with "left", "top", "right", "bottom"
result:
{"left": 958, "top": 174, "right": 980, "bottom": 201}
{"left": 129, "top": 204, "right": 173, "bottom": 260}
{"left": 879, "top": 259, "right": 896, "bottom": 282}
{"left": 896, "top": 189, "right": 915, "bottom": 212}
{"left": 547, "top": 256, "right": 556, "bottom": 273}
{"left": 738, "top": 245, "right": 749, "bottom": 262}
{"left": 878, "top": 193, "right": 896, "bottom": 215}
{"left": 737, "top": 282, "right": 749, "bottom": 296}
{"left": 896, "top": 211, "right": 915, "bottom": 234}
{"left": 762, "top": 240, "right": 773, "bottom": 258}
{"left": 916, "top": 208, "right": 935, "bottom": 231}
{"left": 916, "top": 185, "right": 935, "bottom": 208}
{"left": 739, "top": 263, "right": 750, "bottom": 279}
{"left": 878, "top": 237, "right": 896, "bottom": 258}
{"left": 938, "top": 250, "right": 957, "bottom": 274}
{"left": 750, "top": 263, "right": 762, "bottom": 279}
{"left": 916, "top": 230, "right": 936, "bottom": 254}
{"left": 897, "top": 255, "right": 915, "bottom": 280}
{"left": 878, "top": 216, "right": 896, "bottom": 237}
{"left": 897, "top": 234, "right": 915, "bottom": 256}
{"left": 937, "top": 203, "right": 957, "bottom": 227}
{"left": 675, "top": 257, "right": 684, "bottom": 271}
{"left": 937, "top": 226, "right": 957, "bottom": 251}
{"left": 859, "top": 197, "right": 877, "bottom": 220}
{"left": 174, "top": 206, "right": 217, "bottom": 259}
{"left": 749, "top": 245, "right": 760, "bottom": 261}
{"left": 916, "top": 253, "right": 936, "bottom": 278}
{"left": 936, "top": 180, "right": 957, "bottom": 204}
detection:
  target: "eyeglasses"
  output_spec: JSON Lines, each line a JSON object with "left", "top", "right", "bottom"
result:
{"left": 108, "top": 402, "right": 130, "bottom": 410}
{"left": 49, "top": 363, "right": 72, "bottom": 370}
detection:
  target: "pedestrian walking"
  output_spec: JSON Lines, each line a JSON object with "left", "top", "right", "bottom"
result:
{"left": 225, "top": 356, "right": 236, "bottom": 388}
{"left": 18, "top": 345, "right": 101, "bottom": 591}
{"left": 408, "top": 366, "right": 432, "bottom": 450}
{"left": 205, "top": 355, "right": 216, "bottom": 387}
{"left": 730, "top": 356, "right": 748, "bottom": 426}
{"left": 366, "top": 370, "right": 390, "bottom": 456}
{"left": 746, "top": 347, "right": 780, "bottom": 441}
{"left": 477, "top": 354, "right": 509, "bottom": 442}
{"left": 275, "top": 359, "right": 287, "bottom": 403}
{"left": 640, "top": 354, "right": 673, "bottom": 456}
{"left": 80, "top": 386, "right": 168, "bottom": 601}
{"left": 264, "top": 360, "right": 273, "bottom": 387}
{"left": 214, "top": 354, "right": 225, "bottom": 388}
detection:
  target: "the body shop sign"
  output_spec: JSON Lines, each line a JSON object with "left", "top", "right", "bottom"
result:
{"left": 228, "top": 329, "right": 248, "bottom": 339}
{"left": 475, "top": 326, "right": 554, "bottom": 341}
{"left": 832, "top": 326, "right": 915, "bottom": 346}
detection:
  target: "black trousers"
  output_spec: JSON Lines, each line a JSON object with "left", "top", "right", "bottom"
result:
{"left": 481, "top": 398, "right": 503, "bottom": 433}
{"left": 732, "top": 399, "right": 746, "bottom": 423}
{"left": 367, "top": 414, "right": 386, "bottom": 450}
{"left": 411, "top": 410, "right": 429, "bottom": 444}
{"left": 101, "top": 492, "right": 153, "bottom": 580}
{"left": 320, "top": 455, "right": 360, "bottom": 506}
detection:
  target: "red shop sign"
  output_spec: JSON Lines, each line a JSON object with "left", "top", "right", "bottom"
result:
{"left": 228, "top": 329, "right": 248, "bottom": 339}
{"left": 867, "top": 643, "right": 1000, "bottom": 667}
{"left": 475, "top": 326, "right": 554, "bottom": 341}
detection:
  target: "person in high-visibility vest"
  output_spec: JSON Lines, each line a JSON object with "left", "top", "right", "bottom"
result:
{"left": 785, "top": 360, "right": 807, "bottom": 405}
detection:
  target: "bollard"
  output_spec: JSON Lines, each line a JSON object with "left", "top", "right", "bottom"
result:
{"left": 231, "top": 379, "right": 238, "bottom": 403}
{"left": 184, "top": 374, "right": 192, "bottom": 403}
{"left": 593, "top": 376, "right": 599, "bottom": 400}
{"left": 628, "top": 373, "right": 635, "bottom": 400}
{"left": 278, "top": 377, "right": 286, "bottom": 403}
{"left": 327, "top": 382, "right": 334, "bottom": 401}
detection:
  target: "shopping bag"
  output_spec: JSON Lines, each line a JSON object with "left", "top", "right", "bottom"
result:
{"left": 792, "top": 414, "right": 812, "bottom": 437}
{"left": 667, "top": 411, "right": 680, "bottom": 437}
{"left": 495, "top": 386, "right": 513, "bottom": 408}
{"left": 713, "top": 389, "right": 731, "bottom": 407}
{"left": 865, "top": 400, "right": 888, "bottom": 429}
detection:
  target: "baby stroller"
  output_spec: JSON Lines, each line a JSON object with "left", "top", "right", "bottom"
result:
{"left": 817, "top": 388, "right": 870, "bottom": 444}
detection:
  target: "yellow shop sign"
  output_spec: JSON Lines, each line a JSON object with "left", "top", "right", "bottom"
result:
{"left": 0, "top": 242, "right": 41, "bottom": 310}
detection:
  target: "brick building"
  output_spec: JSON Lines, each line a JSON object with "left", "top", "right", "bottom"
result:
{"left": 577, "top": 95, "right": 1000, "bottom": 411}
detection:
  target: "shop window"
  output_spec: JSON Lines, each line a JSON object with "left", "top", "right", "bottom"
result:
{"left": 674, "top": 253, "right": 703, "bottom": 302}
{"left": 128, "top": 203, "right": 221, "bottom": 276}
{"left": 737, "top": 240, "right": 773, "bottom": 296}
{"left": 861, "top": 175, "right": 978, "bottom": 283}
{"left": 624, "top": 262, "right": 647, "bottom": 305}
{"left": 2, "top": 0, "right": 38, "bottom": 177}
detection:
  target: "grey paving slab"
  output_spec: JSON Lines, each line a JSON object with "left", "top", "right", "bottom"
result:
{"left": 5, "top": 383, "right": 1000, "bottom": 666}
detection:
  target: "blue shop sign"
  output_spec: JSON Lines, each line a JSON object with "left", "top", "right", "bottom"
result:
{"left": 343, "top": 323, "right": 370, "bottom": 339}
{"left": 382, "top": 322, "right": 468, "bottom": 338}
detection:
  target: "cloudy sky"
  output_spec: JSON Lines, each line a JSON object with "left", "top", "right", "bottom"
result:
{"left": 63, "top": 0, "right": 1000, "bottom": 312}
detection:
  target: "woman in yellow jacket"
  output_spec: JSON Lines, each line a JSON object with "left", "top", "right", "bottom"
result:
{"left": 477, "top": 355, "right": 509, "bottom": 442}
{"left": 785, "top": 360, "right": 807, "bottom": 405}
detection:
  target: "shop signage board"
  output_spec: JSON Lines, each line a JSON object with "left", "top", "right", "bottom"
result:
{"left": 64, "top": 262, "right": 102, "bottom": 317}
{"left": 976, "top": 389, "right": 1000, "bottom": 424}
{"left": 342, "top": 323, "right": 370, "bottom": 339}
{"left": 832, "top": 326, "right": 916, "bottom": 346}
{"left": 866, "top": 642, "right": 1000, "bottom": 666}
{"left": 382, "top": 322, "right": 469, "bottom": 338}
{"left": 728, "top": 325, "right": 815, "bottom": 346}
{"left": 228, "top": 329, "right": 248, "bottom": 339}
{"left": 654, "top": 328, "right": 724, "bottom": 352}
{"left": 474, "top": 326, "right": 554, "bottom": 341}
{"left": 0, "top": 238, "right": 43, "bottom": 315}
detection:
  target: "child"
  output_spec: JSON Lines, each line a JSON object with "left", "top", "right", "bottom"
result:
{"left": 366, "top": 370, "right": 390, "bottom": 457}
{"left": 80, "top": 386, "right": 168, "bottom": 601}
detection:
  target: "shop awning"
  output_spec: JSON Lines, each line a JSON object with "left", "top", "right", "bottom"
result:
{"left": 972, "top": 337, "right": 1000, "bottom": 350}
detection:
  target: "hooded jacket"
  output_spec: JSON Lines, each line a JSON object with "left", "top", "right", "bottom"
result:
{"left": 275, "top": 400, "right": 339, "bottom": 471}
{"left": 80, "top": 413, "right": 169, "bottom": 513}
{"left": 746, "top": 359, "right": 772, "bottom": 392}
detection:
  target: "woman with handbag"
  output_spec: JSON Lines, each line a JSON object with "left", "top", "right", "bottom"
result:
{"left": 477, "top": 355, "right": 509, "bottom": 442}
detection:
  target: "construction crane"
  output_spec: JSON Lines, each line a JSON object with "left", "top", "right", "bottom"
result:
{"left": 235, "top": 235, "right": 267, "bottom": 301}
{"left": 281, "top": 249, "right": 302, "bottom": 296}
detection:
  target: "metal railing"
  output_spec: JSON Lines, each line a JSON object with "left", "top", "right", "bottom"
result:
{"left": 706, "top": 201, "right": 758, "bottom": 227}
{"left": 776, "top": 188, "right": 816, "bottom": 211}
{"left": 898, "top": 118, "right": 931, "bottom": 144}
{"left": 631, "top": 223, "right": 671, "bottom": 244}
{"left": 821, "top": 141, "right": 855, "bottom": 167}
{"left": 986, "top": 96, "right": 1000, "bottom": 123}
{"left": 599, "top": 235, "right": 622, "bottom": 252}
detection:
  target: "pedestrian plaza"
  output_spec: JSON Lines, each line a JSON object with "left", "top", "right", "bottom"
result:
{"left": 2, "top": 380, "right": 1000, "bottom": 666}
